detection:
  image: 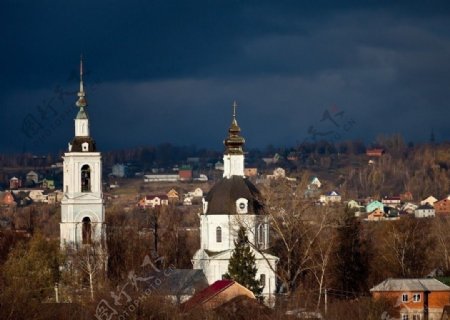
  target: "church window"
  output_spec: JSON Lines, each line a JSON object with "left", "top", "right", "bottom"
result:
{"left": 81, "top": 165, "right": 91, "bottom": 192}
{"left": 256, "top": 223, "right": 266, "bottom": 249}
{"left": 82, "top": 217, "right": 92, "bottom": 244}
{"left": 216, "top": 226, "right": 222, "bottom": 243}
{"left": 260, "top": 274, "right": 266, "bottom": 287}
{"left": 236, "top": 198, "right": 248, "bottom": 214}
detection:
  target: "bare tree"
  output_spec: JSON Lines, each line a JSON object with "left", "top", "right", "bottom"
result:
{"left": 380, "top": 217, "right": 435, "bottom": 278}
{"left": 310, "top": 225, "right": 335, "bottom": 309}
{"left": 259, "top": 177, "right": 338, "bottom": 295}
{"left": 432, "top": 216, "right": 450, "bottom": 273}
{"left": 71, "top": 242, "right": 106, "bottom": 301}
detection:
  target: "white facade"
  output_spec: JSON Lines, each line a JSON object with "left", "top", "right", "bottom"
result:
{"left": 144, "top": 174, "right": 178, "bottom": 182}
{"left": 319, "top": 191, "right": 342, "bottom": 204}
{"left": 421, "top": 196, "right": 438, "bottom": 206}
{"left": 139, "top": 195, "right": 169, "bottom": 208}
{"left": 415, "top": 206, "right": 435, "bottom": 218}
{"left": 61, "top": 155, "right": 105, "bottom": 249}
{"left": 75, "top": 118, "right": 89, "bottom": 137}
{"left": 193, "top": 210, "right": 278, "bottom": 300}
{"left": 29, "top": 190, "right": 48, "bottom": 203}
{"left": 309, "top": 177, "right": 322, "bottom": 189}
{"left": 187, "top": 187, "right": 203, "bottom": 198}
{"left": 223, "top": 154, "right": 244, "bottom": 178}
{"left": 193, "top": 105, "right": 278, "bottom": 303}
{"left": 60, "top": 59, "right": 105, "bottom": 249}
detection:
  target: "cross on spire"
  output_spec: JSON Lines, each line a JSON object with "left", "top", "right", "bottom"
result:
{"left": 76, "top": 55, "right": 87, "bottom": 108}
{"left": 78, "top": 55, "right": 85, "bottom": 97}
{"left": 224, "top": 100, "right": 244, "bottom": 155}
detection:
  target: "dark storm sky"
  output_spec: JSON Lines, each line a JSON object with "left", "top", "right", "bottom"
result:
{"left": 2, "top": 0, "right": 450, "bottom": 153}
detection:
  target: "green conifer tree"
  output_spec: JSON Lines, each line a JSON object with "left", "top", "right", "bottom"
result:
{"left": 224, "top": 227, "right": 263, "bottom": 298}
{"left": 332, "top": 206, "right": 368, "bottom": 297}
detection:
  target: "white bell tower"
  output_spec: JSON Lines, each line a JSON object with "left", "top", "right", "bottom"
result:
{"left": 60, "top": 57, "right": 105, "bottom": 249}
{"left": 223, "top": 101, "right": 245, "bottom": 178}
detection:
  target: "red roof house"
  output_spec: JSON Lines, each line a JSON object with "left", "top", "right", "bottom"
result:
{"left": 366, "top": 148, "right": 385, "bottom": 157}
{"left": 181, "top": 279, "right": 255, "bottom": 313}
{"left": 435, "top": 198, "right": 450, "bottom": 214}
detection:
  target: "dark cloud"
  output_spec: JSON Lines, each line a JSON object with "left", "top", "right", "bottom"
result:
{"left": 1, "top": 1, "right": 450, "bottom": 152}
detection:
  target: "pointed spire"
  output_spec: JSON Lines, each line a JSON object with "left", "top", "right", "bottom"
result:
{"left": 76, "top": 55, "right": 87, "bottom": 109}
{"left": 224, "top": 100, "right": 245, "bottom": 155}
{"left": 79, "top": 55, "right": 84, "bottom": 94}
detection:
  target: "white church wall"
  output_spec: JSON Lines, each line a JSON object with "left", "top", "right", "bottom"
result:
{"left": 223, "top": 154, "right": 244, "bottom": 178}
{"left": 202, "top": 215, "right": 231, "bottom": 252}
{"left": 62, "top": 153, "right": 102, "bottom": 194}
{"left": 256, "top": 258, "right": 278, "bottom": 297}
{"left": 75, "top": 118, "right": 90, "bottom": 137}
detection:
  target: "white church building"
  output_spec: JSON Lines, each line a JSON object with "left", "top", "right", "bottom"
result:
{"left": 192, "top": 103, "right": 278, "bottom": 301}
{"left": 60, "top": 58, "right": 105, "bottom": 249}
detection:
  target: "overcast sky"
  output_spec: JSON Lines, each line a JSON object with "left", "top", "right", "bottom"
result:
{"left": 2, "top": 1, "right": 450, "bottom": 153}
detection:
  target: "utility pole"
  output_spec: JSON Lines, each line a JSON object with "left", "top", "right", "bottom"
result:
{"left": 54, "top": 282, "right": 59, "bottom": 303}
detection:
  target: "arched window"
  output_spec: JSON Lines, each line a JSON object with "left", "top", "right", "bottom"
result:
{"left": 81, "top": 165, "right": 91, "bottom": 192}
{"left": 82, "top": 217, "right": 92, "bottom": 244}
{"left": 257, "top": 223, "right": 265, "bottom": 249}
{"left": 260, "top": 274, "right": 266, "bottom": 287}
{"left": 216, "top": 226, "right": 222, "bottom": 243}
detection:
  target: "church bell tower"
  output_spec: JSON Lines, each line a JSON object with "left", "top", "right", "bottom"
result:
{"left": 223, "top": 101, "right": 245, "bottom": 178}
{"left": 60, "top": 57, "right": 105, "bottom": 249}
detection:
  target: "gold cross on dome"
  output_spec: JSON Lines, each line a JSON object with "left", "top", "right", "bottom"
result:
{"left": 232, "top": 100, "right": 238, "bottom": 117}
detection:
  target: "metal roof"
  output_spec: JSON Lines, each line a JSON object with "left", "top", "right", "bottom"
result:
{"left": 204, "top": 176, "right": 265, "bottom": 215}
{"left": 370, "top": 278, "right": 450, "bottom": 292}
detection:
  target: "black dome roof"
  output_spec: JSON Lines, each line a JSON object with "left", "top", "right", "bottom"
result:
{"left": 70, "top": 136, "right": 97, "bottom": 152}
{"left": 205, "top": 176, "right": 265, "bottom": 215}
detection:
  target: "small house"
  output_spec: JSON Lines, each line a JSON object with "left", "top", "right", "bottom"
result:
{"left": 179, "top": 166, "right": 193, "bottom": 182}
{"left": 9, "top": 177, "right": 21, "bottom": 189}
{"left": 26, "top": 171, "right": 39, "bottom": 184}
{"left": 0, "top": 191, "right": 16, "bottom": 206}
{"left": 415, "top": 203, "right": 435, "bottom": 218}
{"left": 421, "top": 196, "right": 438, "bottom": 206}
{"left": 400, "top": 202, "right": 418, "bottom": 215}
{"left": 382, "top": 196, "right": 401, "bottom": 208}
{"left": 42, "top": 179, "right": 55, "bottom": 190}
{"left": 366, "top": 200, "right": 384, "bottom": 214}
{"left": 319, "top": 191, "right": 341, "bottom": 204}
{"left": 367, "top": 208, "right": 385, "bottom": 221}
{"left": 370, "top": 278, "right": 450, "bottom": 320}
{"left": 366, "top": 148, "right": 385, "bottom": 157}
{"left": 308, "top": 177, "right": 322, "bottom": 189}
{"left": 434, "top": 197, "right": 450, "bottom": 214}
{"left": 167, "top": 189, "right": 180, "bottom": 202}
{"left": 181, "top": 280, "right": 255, "bottom": 313}
{"left": 138, "top": 195, "right": 169, "bottom": 208}
{"left": 29, "top": 190, "right": 48, "bottom": 203}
